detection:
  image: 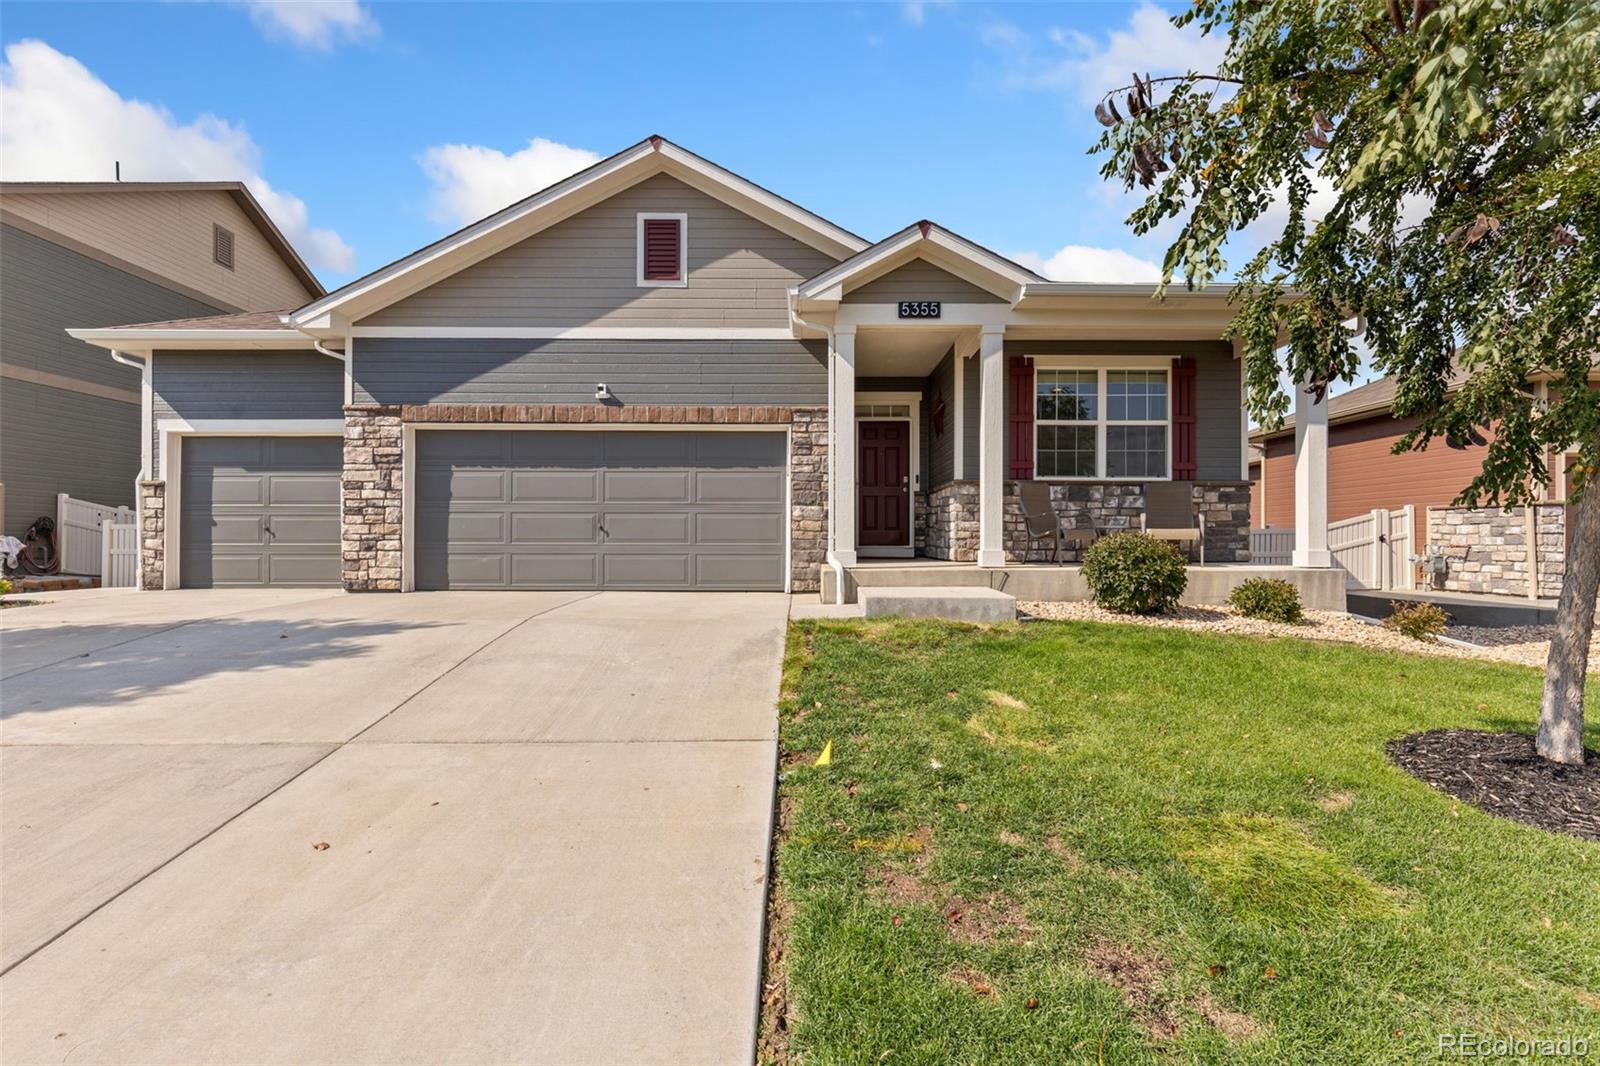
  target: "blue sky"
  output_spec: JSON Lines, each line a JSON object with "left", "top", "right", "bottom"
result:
{"left": 0, "top": 1, "right": 1234, "bottom": 290}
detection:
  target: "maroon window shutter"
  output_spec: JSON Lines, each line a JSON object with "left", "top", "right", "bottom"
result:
{"left": 1008, "top": 356, "right": 1034, "bottom": 479}
{"left": 642, "top": 218, "right": 681, "bottom": 281}
{"left": 1172, "top": 357, "right": 1198, "bottom": 480}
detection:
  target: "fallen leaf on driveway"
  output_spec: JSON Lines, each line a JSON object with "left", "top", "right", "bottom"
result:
{"left": 312, "top": 842, "right": 331, "bottom": 851}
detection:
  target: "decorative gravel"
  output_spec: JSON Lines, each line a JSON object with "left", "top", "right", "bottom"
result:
{"left": 1016, "top": 601, "right": 1594, "bottom": 668}
{"left": 1387, "top": 730, "right": 1599, "bottom": 841}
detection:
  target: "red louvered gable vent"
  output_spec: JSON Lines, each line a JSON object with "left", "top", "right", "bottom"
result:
{"left": 1172, "top": 357, "right": 1198, "bottom": 480}
{"left": 642, "top": 218, "right": 682, "bottom": 281}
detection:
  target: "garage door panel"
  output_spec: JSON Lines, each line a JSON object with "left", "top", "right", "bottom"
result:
{"left": 180, "top": 436, "right": 340, "bottom": 589}
{"left": 186, "top": 514, "right": 264, "bottom": 547}
{"left": 509, "top": 511, "right": 597, "bottom": 545}
{"left": 425, "top": 432, "right": 514, "bottom": 462}
{"left": 265, "top": 514, "right": 339, "bottom": 546}
{"left": 267, "top": 474, "right": 340, "bottom": 506}
{"left": 696, "top": 554, "right": 784, "bottom": 588}
{"left": 602, "top": 512, "right": 690, "bottom": 544}
{"left": 696, "top": 470, "right": 783, "bottom": 504}
{"left": 510, "top": 553, "right": 600, "bottom": 587}
{"left": 440, "top": 510, "right": 509, "bottom": 543}
{"left": 510, "top": 471, "right": 600, "bottom": 503}
{"left": 266, "top": 554, "right": 341, "bottom": 585}
{"left": 603, "top": 471, "right": 692, "bottom": 503}
{"left": 695, "top": 512, "right": 783, "bottom": 544}
{"left": 603, "top": 553, "right": 691, "bottom": 587}
{"left": 416, "top": 430, "right": 784, "bottom": 591}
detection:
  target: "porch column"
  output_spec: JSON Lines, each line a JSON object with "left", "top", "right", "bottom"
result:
{"left": 831, "top": 327, "right": 858, "bottom": 567}
{"left": 976, "top": 328, "right": 1006, "bottom": 567}
{"left": 1292, "top": 378, "right": 1333, "bottom": 567}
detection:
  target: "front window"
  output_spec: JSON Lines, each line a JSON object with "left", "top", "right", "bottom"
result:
{"left": 1035, "top": 366, "right": 1169, "bottom": 479}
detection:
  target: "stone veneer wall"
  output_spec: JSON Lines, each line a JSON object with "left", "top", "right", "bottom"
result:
{"left": 924, "top": 480, "right": 1252, "bottom": 563}
{"left": 343, "top": 406, "right": 405, "bottom": 591}
{"left": 138, "top": 479, "right": 165, "bottom": 590}
{"left": 340, "top": 402, "right": 830, "bottom": 593}
{"left": 1427, "top": 504, "right": 1566, "bottom": 598}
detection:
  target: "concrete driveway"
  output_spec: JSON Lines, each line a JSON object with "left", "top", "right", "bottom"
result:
{"left": 0, "top": 588, "right": 789, "bottom": 1065}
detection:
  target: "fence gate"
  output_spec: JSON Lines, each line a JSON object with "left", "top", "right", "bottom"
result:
{"left": 57, "top": 493, "right": 134, "bottom": 577}
{"left": 1329, "top": 505, "right": 1414, "bottom": 590}
{"left": 1247, "top": 527, "right": 1295, "bottom": 565}
{"left": 102, "top": 521, "right": 139, "bottom": 588}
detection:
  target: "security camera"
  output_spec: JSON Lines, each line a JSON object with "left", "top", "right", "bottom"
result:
{"left": 595, "top": 382, "right": 611, "bottom": 400}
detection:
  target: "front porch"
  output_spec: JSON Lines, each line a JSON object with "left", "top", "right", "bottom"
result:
{"left": 820, "top": 558, "right": 1347, "bottom": 610}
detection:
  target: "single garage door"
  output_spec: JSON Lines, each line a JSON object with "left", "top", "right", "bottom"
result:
{"left": 415, "top": 430, "right": 786, "bottom": 590}
{"left": 179, "top": 436, "right": 342, "bottom": 588}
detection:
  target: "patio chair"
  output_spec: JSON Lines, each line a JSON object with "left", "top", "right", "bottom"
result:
{"left": 1140, "top": 481, "right": 1205, "bottom": 564}
{"left": 1016, "top": 480, "right": 1094, "bottom": 564}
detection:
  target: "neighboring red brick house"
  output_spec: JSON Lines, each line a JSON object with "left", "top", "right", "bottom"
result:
{"left": 1249, "top": 373, "right": 1585, "bottom": 597}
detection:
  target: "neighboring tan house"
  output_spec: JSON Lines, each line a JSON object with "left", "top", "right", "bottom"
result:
{"left": 1250, "top": 372, "right": 1590, "bottom": 598}
{"left": 0, "top": 182, "right": 323, "bottom": 538}
{"left": 71, "top": 136, "right": 1293, "bottom": 594}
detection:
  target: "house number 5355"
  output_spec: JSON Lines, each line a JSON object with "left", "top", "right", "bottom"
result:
{"left": 897, "top": 300, "right": 941, "bottom": 319}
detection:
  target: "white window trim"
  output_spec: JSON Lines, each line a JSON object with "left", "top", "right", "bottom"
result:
{"left": 1031, "top": 361, "right": 1173, "bottom": 482}
{"left": 636, "top": 212, "right": 688, "bottom": 288}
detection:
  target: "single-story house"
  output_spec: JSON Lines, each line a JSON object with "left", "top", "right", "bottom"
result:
{"left": 69, "top": 136, "right": 1338, "bottom": 595}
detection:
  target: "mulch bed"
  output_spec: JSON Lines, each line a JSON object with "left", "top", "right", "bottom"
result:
{"left": 1387, "top": 730, "right": 1600, "bottom": 842}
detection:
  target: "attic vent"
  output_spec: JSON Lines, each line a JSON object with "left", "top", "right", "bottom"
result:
{"left": 637, "top": 213, "right": 686, "bottom": 286}
{"left": 213, "top": 224, "right": 235, "bottom": 270}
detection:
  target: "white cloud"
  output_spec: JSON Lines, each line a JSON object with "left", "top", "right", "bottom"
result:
{"left": 901, "top": 1, "right": 951, "bottom": 27}
{"left": 0, "top": 40, "right": 353, "bottom": 273}
{"left": 1011, "top": 244, "right": 1163, "bottom": 283}
{"left": 240, "top": 0, "right": 378, "bottom": 51}
{"left": 986, "top": 2, "right": 1227, "bottom": 105}
{"left": 419, "top": 137, "right": 602, "bottom": 227}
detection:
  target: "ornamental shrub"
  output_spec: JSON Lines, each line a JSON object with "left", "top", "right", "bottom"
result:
{"left": 0, "top": 577, "right": 11, "bottom": 597}
{"left": 1081, "top": 532, "right": 1188, "bottom": 615}
{"left": 1227, "top": 577, "right": 1305, "bottom": 624}
{"left": 1383, "top": 601, "right": 1450, "bottom": 641}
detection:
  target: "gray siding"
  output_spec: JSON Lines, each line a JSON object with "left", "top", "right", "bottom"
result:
{"left": 844, "top": 259, "right": 1006, "bottom": 305}
{"left": 352, "top": 337, "right": 827, "bottom": 407}
{"left": 151, "top": 350, "right": 344, "bottom": 478}
{"left": 963, "top": 352, "right": 980, "bottom": 477}
{"left": 927, "top": 349, "right": 957, "bottom": 487}
{"left": 1002, "top": 340, "right": 1241, "bottom": 481}
{"left": 1, "top": 378, "right": 141, "bottom": 529}
{"left": 364, "top": 174, "right": 839, "bottom": 329}
{"left": 0, "top": 223, "right": 224, "bottom": 533}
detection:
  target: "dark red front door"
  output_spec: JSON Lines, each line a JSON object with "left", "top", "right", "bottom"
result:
{"left": 859, "top": 421, "right": 910, "bottom": 547}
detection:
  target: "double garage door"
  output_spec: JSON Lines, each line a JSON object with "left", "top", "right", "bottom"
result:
{"left": 179, "top": 436, "right": 342, "bottom": 588}
{"left": 415, "top": 430, "right": 787, "bottom": 591}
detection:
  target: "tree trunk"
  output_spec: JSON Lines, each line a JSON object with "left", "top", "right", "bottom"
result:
{"left": 1538, "top": 482, "right": 1599, "bottom": 764}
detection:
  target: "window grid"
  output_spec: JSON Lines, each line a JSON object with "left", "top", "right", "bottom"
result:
{"left": 1034, "top": 366, "right": 1171, "bottom": 481}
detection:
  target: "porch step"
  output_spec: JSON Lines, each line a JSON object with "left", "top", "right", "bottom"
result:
{"left": 859, "top": 586, "right": 1017, "bottom": 623}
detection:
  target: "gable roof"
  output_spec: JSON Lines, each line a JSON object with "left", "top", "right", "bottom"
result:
{"left": 1250, "top": 368, "right": 1472, "bottom": 443}
{"left": 67, "top": 309, "right": 315, "bottom": 352}
{"left": 290, "top": 136, "right": 870, "bottom": 334}
{"left": 0, "top": 181, "right": 324, "bottom": 297}
{"left": 795, "top": 220, "right": 1045, "bottom": 306}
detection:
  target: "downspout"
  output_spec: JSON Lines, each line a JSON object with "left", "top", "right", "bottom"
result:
{"left": 110, "top": 349, "right": 150, "bottom": 589}
{"left": 312, "top": 339, "right": 346, "bottom": 364}
{"left": 791, "top": 310, "right": 847, "bottom": 604}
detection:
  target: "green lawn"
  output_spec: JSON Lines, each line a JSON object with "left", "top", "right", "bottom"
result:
{"left": 765, "top": 619, "right": 1600, "bottom": 1064}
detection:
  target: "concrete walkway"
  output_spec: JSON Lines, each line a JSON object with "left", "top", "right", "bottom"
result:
{"left": 0, "top": 588, "right": 788, "bottom": 1065}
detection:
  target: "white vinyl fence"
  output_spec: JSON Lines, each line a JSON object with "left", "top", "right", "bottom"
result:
{"left": 1328, "top": 505, "right": 1415, "bottom": 591}
{"left": 1248, "top": 527, "right": 1295, "bottom": 565}
{"left": 101, "top": 520, "right": 139, "bottom": 588}
{"left": 56, "top": 493, "right": 134, "bottom": 577}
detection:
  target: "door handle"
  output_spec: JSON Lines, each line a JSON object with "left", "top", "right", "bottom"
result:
{"left": 264, "top": 519, "right": 276, "bottom": 541}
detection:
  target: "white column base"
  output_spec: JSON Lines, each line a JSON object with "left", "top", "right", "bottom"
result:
{"left": 976, "top": 549, "right": 1007, "bottom": 568}
{"left": 831, "top": 549, "right": 858, "bottom": 567}
{"left": 1292, "top": 548, "right": 1333, "bottom": 569}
